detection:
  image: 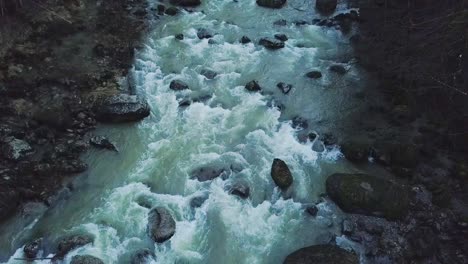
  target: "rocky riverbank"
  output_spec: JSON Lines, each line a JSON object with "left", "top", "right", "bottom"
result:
{"left": 0, "top": 0, "right": 151, "bottom": 222}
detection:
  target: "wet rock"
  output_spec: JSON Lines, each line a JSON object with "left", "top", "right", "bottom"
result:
{"left": 284, "top": 244, "right": 358, "bottom": 264}
{"left": 165, "top": 6, "right": 180, "bottom": 16}
{"left": 94, "top": 94, "right": 150, "bottom": 123}
{"left": 240, "top": 36, "right": 251, "bottom": 44}
{"left": 201, "top": 69, "right": 217, "bottom": 79}
{"left": 306, "top": 71, "right": 322, "bottom": 79}
{"left": 256, "top": 0, "right": 286, "bottom": 9}
{"left": 90, "top": 136, "right": 118, "bottom": 151}
{"left": 55, "top": 234, "right": 94, "bottom": 259}
{"left": 259, "top": 38, "right": 285, "bottom": 50}
{"left": 274, "top": 19, "right": 287, "bottom": 26}
{"left": 191, "top": 167, "right": 226, "bottom": 182}
{"left": 329, "top": 64, "right": 347, "bottom": 74}
{"left": 57, "top": 159, "right": 88, "bottom": 173}
{"left": 23, "top": 238, "right": 42, "bottom": 259}
{"left": 341, "top": 140, "right": 371, "bottom": 163}
{"left": 228, "top": 182, "right": 250, "bottom": 199}
{"left": 1, "top": 137, "right": 34, "bottom": 161}
{"left": 271, "top": 158, "right": 293, "bottom": 189}
{"left": 292, "top": 116, "right": 308, "bottom": 129}
{"left": 315, "top": 0, "right": 338, "bottom": 14}
{"left": 70, "top": 255, "right": 104, "bottom": 264}
{"left": 170, "top": 80, "right": 189, "bottom": 91}
{"left": 147, "top": 207, "right": 176, "bottom": 243}
{"left": 277, "top": 82, "right": 292, "bottom": 94}
{"left": 156, "top": 4, "right": 166, "bottom": 14}
{"left": 170, "top": 0, "right": 201, "bottom": 6}
{"left": 197, "top": 28, "right": 213, "bottom": 39}
{"left": 245, "top": 80, "right": 262, "bottom": 92}
{"left": 131, "top": 249, "right": 156, "bottom": 264}
{"left": 326, "top": 173, "right": 410, "bottom": 219}
{"left": 175, "top": 33, "right": 184, "bottom": 40}
{"left": 274, "top": 33, "right": 288, "bottom": 41}
{"left": 190, "top": 193, "right": 209, "bottom": 208}
{"left": 306, "top": 205, "right": 319, "bottom": 216}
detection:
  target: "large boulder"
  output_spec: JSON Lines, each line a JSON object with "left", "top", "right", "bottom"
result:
{"left": 1, "top": 137, "right": 34, "bottom": 161}
{"left": 326, "top": 173, "right": 409, "bottom": 219}
{"left": 315, "top": 0, "right": 337, "bottom": 14}
{"left": 94, "top": 94, "right": 150, "bottom": 123}
{"left": 169, "top": 0, "right": 201, "bottom": 6}
{"left": 256, "top": 0, "right": 286, "bottom": 9}
{"left": 271, "top": 158, "right": 293, "bottom": 189}
{"left": 55, "top": 234, "right": 94, "bottom": 259}
{"left": 147, "top": 207, "right": 176, "bottom": 243}
{"left": 284, "top": 245, "right": 358, "bottom": 264}
{"left": 70, "top": 255, "right": 104, "bottom": 264}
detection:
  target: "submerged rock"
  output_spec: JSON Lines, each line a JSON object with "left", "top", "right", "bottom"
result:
{"left": 315, "top": 0, "right": 338, "bottom": 14}
{"left": 94, "top": 94, "right": 150, "bottom": 123}
{"left": 190, "top": 193, "right": 209, "bottom": 208}
{"left": 305, "top": 205, "right": 319, "bottom": 216}
{"left": 256, "top": 0, "right": 286, "bottom": 9}
{"left": 245, "top": 80, "right": 262, "bottom": 92}
{"left": 306, "top": 70, "right": 322, "bottom": 79}
{"left": 1, "top": 137, "right": 34, "bottom": 161}
{"left": 55, "top": 234, "right": 94, "bottom": 259}
{"left": 197, "top": 28, "right": 213, "bottom": 39}
{"left": 175, "top": 33, "right": 184, "bottom": 40}
{"left": 228, "top": 182, "right": 250, "bottom": 199}
{"left": 165, "top": 6, "right": 180, "bottom": 16}
{"left": 170, "top": 80, "right": 189, "bottom": 90}
{"left": 90, "top": 136, "right": 118, "bottom": 151}
{"left": 147, "top": 207, "right": 176, "bottom": 243}
{"left": 131, "top": 249, "right": 156, "bottom": 264}
{"left": 277, "top": 82, "right": 293, "bottom": 94}
{"left": 259, "top": 38, "right": 285, "bottom": 50}
{"left": 329, "top": 64, "right": 347, "bottom": 74}
{"left": 240, "top": 36, "right": 251, "bottom": 44}
{"left": 284, "top": 245, "right": 358, "bottom": 264}
{"left": 191, "top": 167, "right": 226, "bottom": 182}
{"left": 326, "top": 173, "right": 410, "bottom": 219}
{"left": 271, "top": 158, "right": 293, "bottom": 189}
{"left": 70, "top": 255, "right": 104, "bottom": 264}
{"left": 23, "top": 238, "right": 42, "bottom": 259}
{"left": 170, "top": 0, "right": 201, "bottom": 6}
{"left": 201, "top": 69, "right": 218, "bottom": 79}
{"left": 274, "top": 33, "right": 288, "bottom": 41}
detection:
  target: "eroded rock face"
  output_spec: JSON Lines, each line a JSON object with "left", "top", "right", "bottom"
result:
{"left": 271, "top": 158, "right": 293, "bottom": 189}
{"left": 326, "top": 173, "right": 410, "bottom": 219}
{"left": 70, "top": 255, "right": 104, "bottom": 264}
{"left": 93, "top": 94, "right": 150, "bottom": 123}
{"left": 147, "top": 207, "right": 176, "bottom": 243}
{"left": 256, "top": 0, "right": 286, "bottom": 9}
{"left": 170, "top": 0, "right": 201, "bottom": 6}
{"left": 284, "top": 245, "right": 358, "bottom": 264}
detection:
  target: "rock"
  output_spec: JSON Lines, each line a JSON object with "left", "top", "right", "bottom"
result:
{"left": 70, "top": 255, "right": 104, "bottom": 264}
{"left": 315, "top": 0, "right": 338, "bottom": 14}
{"left": 200, "top": 69, "right": 217, "bottom": 79}
{"left": 57, "top": 159, "right": 88, "bottom": 173}
{"left": 284, "top": 244, "right": 358, "bottom": 264}
{"left": 240, "top": 36, "right": 251, "bottom": 44}
{"left": 277, "top": 82, "right": 292, "bottom": 94}
{"left": 292, "top": 116, "right": 308, "bottom": 129}
{"left": 169, "top": 0, "right": 201, "bottom": 6}
{"left": 147, "top": 207, "right": 176, "bottom": 243}
{"left": 259, "top": 38, "right": 285, "bottom": 50}
{"left": 131, "top": 249, "right": 155, "bottom": 264}
{"left": 274, "top": 33, "right": 288, "bottom": 41}
{"left": 342, "top": 219, "right": 354, "bottom": 235}
{"left": 156, "top": 4, "right": 166, "bottom": 14}
{"left": 306, "top": 205, "right": 319, "bottom": 216}
{"left": 1, "top": 137, "right": 34, "bottom": 161}
{"left": 190, "top": 193, "right": 209, "bottom": 208}
{"left": 306, "top": 71, "right": 322, "bottom": 79}
{"left": 197, "top": 28, "right": 213, "bottom": 39}
{"left": 256, "top": 0, "right": 286, "bottom": 9}
{"left": 90, "top": 136, "right": 118, "bottom": 151}
{"left": 191, "top": 167, "right": 226, "bottom": 182}
{"left": 274, "top": 19, "right": 287, "bottom": 26}
{"left": 329, "top": 64, "right": 347, "bottom": 74}
{"left": 326, "top": 173, "right": 410, "bottom": 219}
{"left": 94, "top": 94, "right": 150, "bottom": 123}
{"left": 170, "top": 80, "right": 189, "bottom": 90}
{"left": 407, "top": 226, "right": 438, "bottom": 258}
{"left": 165, "top": 6, "right": 180, "bottom": 16}
{"left": 56, "top": 234, "right": 94, "bottom": 259}
{"left": 23, "top": 238, "right": 42, "bottom": 259}
{"left": 340, "top": 140, "right": 371, "bottom": 163}
{"left": 175, "top": 33, "right": 184, "bottom": 40}
{"left": 245, "top": 80, "right": 262, "bottom": 92}
{"left": 228, "top": 182, "right": 250, "bottom": 199}
{"left": 0, "top": 190, "right": 19, "bottom": 220}
{"left": 271, "top": 158, "right": 293, "bottom": 189}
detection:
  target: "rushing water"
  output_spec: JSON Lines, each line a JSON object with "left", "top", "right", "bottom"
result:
{"left": 1, "top": 0, "right": 371, "bottom": 263}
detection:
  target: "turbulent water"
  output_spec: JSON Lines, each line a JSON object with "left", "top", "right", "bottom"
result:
{"left": 1, "top": 0, "right": 369, "bottom": 263}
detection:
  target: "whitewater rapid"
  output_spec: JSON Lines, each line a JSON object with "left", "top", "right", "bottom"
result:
{"left": 2, "top": 0, "right": 365, "bottom": 263}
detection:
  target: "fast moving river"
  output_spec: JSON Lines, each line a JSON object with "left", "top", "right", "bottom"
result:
{"left": 1, "top": 0, "right": 369, "bottom": 263}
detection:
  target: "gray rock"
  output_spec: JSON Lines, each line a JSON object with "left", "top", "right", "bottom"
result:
{"left": 306, "top": 71, "right": 322, "bottom": 79}
{"left": 170, "top": 80, "right": 189, "bottom": 91}
{"left": 90, "top": 136, "right": 118, "bottom": 151}
{"left": 274, "top": 33, "right": 288, "bottom": 41}
{"left": 169, "top": 0, "right": 201, "bottom": 6}
{"left": 70, "top": 255, "right": 104, "bottom": 264}
{"left": 259, "top": 38, "right": 285, "bottom": 50}
{"left": 23, "top": 238, "right": 42, "bottom": 259}
{"left": 131, "top": 249, "right": 155, "bottom": 264}
{"left": 94, "top": 94, "right": 150, "bottom": 123}
{"left": 315, "top": 0, "right": 338, "bottom": 14}
{"left": 271, "top": 158, "right": 293, "bottom": 189}
{"left": 1, "top": 137, "right": 34, "bottom": 161}
{"left": 284, "top": 244, "right": 358, "bottom": 264}
{"left": 245, "top": 80, "right": 262, "bottom": 92}
{"left": 147, "top": 207, "right": 176, "bottom": 243}
{"left": 55, "top": 234, "right": 94, "bottom": 259}
{"left": 201, "top": 69, "right": 217, "bottom": 79}
{"left": 256, "top": 0, "right": 286, "bottom": 9}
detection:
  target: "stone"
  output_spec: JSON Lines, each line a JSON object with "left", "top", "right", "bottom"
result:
{"left": 55, "top": 234, "right": 94, "bottom": 259}
{"left": 240, "top": 36, "right": 251, "bottom": 44}
{"left": 284, "top": 244, "right": 358, "bottom": 264}
{"left": 274, "top": 19, "right": 287, "bottom": 26}
{"left": 131, "top": 249, "right": 155, "bottom": 264}
{"left": 93, "top": 94, "right": 150, "bottom": 123}
{"left": 191, "top": 167, "right": 226, "bottom": 182}
{"left": 256, "top": 0, "right": 286, "bottom": 9}
{"left": 190, "top": 193, "right": 209, "bottom": 208}
{"left": 90, "top": 136, "right": 118, "bottom": 151}
{"left": 228, "top": 182, "right": 250, "bottom": 199}
{"left": 23, "top": 238, "right": 42, "bottom": 259}
{"left": 306, "top": 71, "right": 322, "bottom": 79}
{"left": 315, "top": 0, "right": 338, "bottom": 14}
{"left": 169, "top": 0, "right": 201, "bottom": 6}
{"left": 329, "top": 64, "right": 347, "bottom": 74}
{"left": 306, "top": 205, "right": 319, "bottom": 216}
{"left": 175, "top": 34, "right": 184, "bottom": 40}
{"left": 342, "top": 219, "right": 354, "bottom": 235}
{"left": 70, "top": 255, "right": 104, "bottom": 264}
{"left": 147, "top": 207, "right": 176, "bottom": 243}
{"left": 201, "top": 69, "right": 217, "bottom": 79}
{"left": 259, "top": 38, "right": 285, "bottom": 50}
{"left": 197, "top": 28, "right": 213, "bottom": 39}
{"left": 1, "top": 137, "right": 34, "bottom": 161}
{"left": 271, "top": 158, "right": 293, "bottom": 189}
{"left": 165, "top": 7, "right": 180, "bottom": 16}
{"left": 170, "top": 80, "right": 189, "bottom": 90}
{"left": 326, "top": 173, "right": 410, "bottom": 219}
{"left": 274, "top": 33, "right": 288, "bottom": 41}
{"left": 245, "top": 80, "right": 262, "bottom": 92}
{"left": 277, "top": 82, "right": 292, "bottom": 94}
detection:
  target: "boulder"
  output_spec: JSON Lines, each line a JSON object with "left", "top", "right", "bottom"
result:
{"left": 175, "top": 34, "right": 184, "bottom": 40}
{"left": 277, "top": 82, "right": 293, "bottom": 94}
{"left": 170, "top": 80, "right": 189, "bottom": 90}
{"left": 284, "top": 245, "right": 358, "bottom": 264}
{"left": 197, "top": 28, "right": 213, "bottom": 39}
{"left": 190, "top": 193, "right": 209, "bottom": 208}
{"left": 256, "top": 0, "right": 286, "bottom": 9}
{"left": 240, "top": 36, "right": 251, "bottom": 44}
{"left": 315, "top": 0, "right": 338, "bottom": 14}
{"left": 259, "top": 38, "right": 285, "bottom": 50}
{"left": 131, "top": 249, "right": 156, "bottom": 264}
{"left": 169, "top": 0, "right": 201, "bottom": 6}
{"left": 55, "top": 234, "right": 94, "bottom": 259}
{"left": 271, "top": 158, "right": 293, "bottom": 189}
{"left": 1, "top": 137, "right": 34, "bottom": 161}
{"left": 94, "top": 94, "right": 150, "bottom": 123}
{"left": 329, "top": 64, "right": 347, "bottom": 74}
{"left": 191, "top": 167, "right": 226, "bottom": 182}
{"left": 274, "top": 33, "right": 288, "bottom": 41}
{"left": 228, "top": 182, "right": 250, "bottom": 199}
{"left": 23, "top": 238, "right": 42, "bottom": 259}
{"left": 165, "top": 7, "right": 180, "bottom": 16}
{"left": 306, "top": 71, "right": 322, "bottom": 79}
{"left": 326, "top": 173, "right": 410, "bottom": 219}
{"left": 305, "top": 205, "right": 318, "bottom": 216}
{"left": 70, "top": 255, "right": 104, "bottom": 264}
{"left": 147, "top": 207, "right": 176, "bottom": 243}
{"left": 245, "top": 80, "right": 262, "bottom": 92}
{"left": 90, "top": 136, "right": 118, "bottom": 151}
{"left": 200, "top": 69, "right": 217, "bottom": 79}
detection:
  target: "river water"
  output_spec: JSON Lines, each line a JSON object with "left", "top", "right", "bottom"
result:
{"left": 1, "top": 0, "right": 370, "bottom": 263}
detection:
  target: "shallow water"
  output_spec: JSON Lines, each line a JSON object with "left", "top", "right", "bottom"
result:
{"left": 1, "top": 0, "right": 371, "bottom": 263}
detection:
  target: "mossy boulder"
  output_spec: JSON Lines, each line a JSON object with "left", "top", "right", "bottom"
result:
{"left": 284, "top": 244, "right": 358, "bottom": 264}
{"left": 326, "top": 173, "right": 409, "bottom": 219}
